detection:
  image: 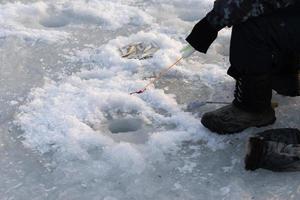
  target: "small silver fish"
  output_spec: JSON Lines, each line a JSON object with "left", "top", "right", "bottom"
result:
{"left": 119, "top": 42, "right": 159, "bottom": 60}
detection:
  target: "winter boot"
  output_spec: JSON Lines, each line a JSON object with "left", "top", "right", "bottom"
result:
{"left": 201, "top": 74, "right": 276, "bottom": 134}
{"left": 245, "top": 129, "right": 300, "bottom": 172}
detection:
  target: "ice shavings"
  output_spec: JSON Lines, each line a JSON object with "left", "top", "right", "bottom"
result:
{"left": 16, "top": 68, "right": 223, "bottom": 163}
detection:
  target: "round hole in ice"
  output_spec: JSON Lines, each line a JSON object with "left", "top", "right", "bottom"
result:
{"left": 40, "top": 16, "right": 69, "bottom": 28}
{"left": 108, "top": 118, "right": 143, "bottom": 134}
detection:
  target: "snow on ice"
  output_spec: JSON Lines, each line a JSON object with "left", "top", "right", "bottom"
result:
{"left": 1, "top": 0, "right": 300, "bottom": 199}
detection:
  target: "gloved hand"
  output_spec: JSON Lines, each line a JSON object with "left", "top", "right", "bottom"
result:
{"left": 186, "top": 17, "right": 218, "bottom": 54}
{"left": 180, "top": 44, "right": 196, "bottom": 58}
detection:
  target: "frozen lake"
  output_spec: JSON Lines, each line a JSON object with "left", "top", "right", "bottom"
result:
{"left": 1, "top": 0, "right": 300, "bottom": 199}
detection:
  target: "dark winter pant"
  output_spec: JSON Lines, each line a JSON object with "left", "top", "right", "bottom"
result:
{"left": 228, "top": 5, "right": 300, "bottom": 101}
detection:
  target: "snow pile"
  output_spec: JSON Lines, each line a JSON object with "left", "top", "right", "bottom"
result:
{"left": 0, "top": 2, "right": 68, "bottom": 43}
{"left": 39, "top": 0, "right": 153, "bottom": 29}
{"left": 69, "top": 29, "right": 231, "bottom": 82}
{"left": 69, "top": 31, "right": 183, "bottom": 74}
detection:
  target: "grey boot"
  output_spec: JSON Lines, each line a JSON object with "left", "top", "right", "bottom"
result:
{"left": 245, "top": 129, "right": 300, "bottom": 172}
{"left": 201, "top": 75, "right": 276, "bottom": 134}
{"left": 201, "top": 104, "right": 276, "bottom": 134}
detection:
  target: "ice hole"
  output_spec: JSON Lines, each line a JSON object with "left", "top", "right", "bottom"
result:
{"left": 40, "top": 17, "right": 69, "bottom": 28}
{"left": 108, "top": 118, "right": 143, "bottom": 134}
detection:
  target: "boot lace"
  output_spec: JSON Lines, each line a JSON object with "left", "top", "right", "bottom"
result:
{"left": 235, "top": 78, "right": 243, "bottom": 103}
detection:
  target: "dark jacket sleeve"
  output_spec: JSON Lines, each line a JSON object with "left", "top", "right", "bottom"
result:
{"left": 186, "top": 17, "right": 218, "bottom": 54}
{"left": 186, "top": 0, "right": 297, "bottom": 53}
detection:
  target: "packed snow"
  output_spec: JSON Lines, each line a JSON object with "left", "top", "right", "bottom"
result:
{"left": 1, "top": 0, "right": 300, "bottom": 199}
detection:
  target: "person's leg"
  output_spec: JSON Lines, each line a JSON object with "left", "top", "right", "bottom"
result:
{"left": 271, "top": 5, "right": 300, "bottom": 97}
{"left": 229, "top": 6, "right": 300, "bottom": 99}
{"left": 271, "top": 52, "right": 300, "bottom": 97}
{"left": 229, "top": 8, "right": 300, "bottom": 108}
{"left": 201, "top": 7, "right": 300, "bottom": 134}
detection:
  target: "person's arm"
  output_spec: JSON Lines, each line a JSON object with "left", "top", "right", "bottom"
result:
{"left": 186, "top": 0, "right": 296, "bottom": 53}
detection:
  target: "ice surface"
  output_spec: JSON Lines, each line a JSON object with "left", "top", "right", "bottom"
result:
{"left": 1, "top": 0, "right": 300, "bottom": 200}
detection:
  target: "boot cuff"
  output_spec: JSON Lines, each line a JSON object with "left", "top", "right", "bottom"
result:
{"left": 245, "top": 137, "right": 265, "bottom": 171}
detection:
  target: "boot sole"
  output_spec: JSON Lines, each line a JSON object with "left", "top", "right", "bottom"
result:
{"left": 255, "top": 116, "right": 276, "bottom": 128}
{"left": 202, "top": 116, "right": 277, "bottom": 135}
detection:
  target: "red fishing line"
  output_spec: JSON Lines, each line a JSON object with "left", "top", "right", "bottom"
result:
{"left": 130, "top": 57, "right": 183, "bottom": 95}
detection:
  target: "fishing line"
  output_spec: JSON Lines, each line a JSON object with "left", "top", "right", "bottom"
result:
{"left": 130, "top": 57, "right": 183, "bottom": 95}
